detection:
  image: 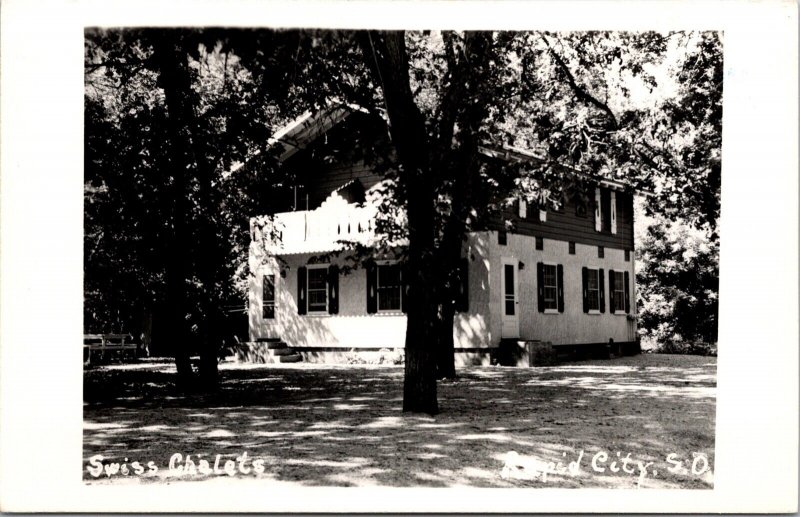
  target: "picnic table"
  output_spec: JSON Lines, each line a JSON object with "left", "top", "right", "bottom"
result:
{"left": 83, "top": 333, "right": 137, "bottom": 364}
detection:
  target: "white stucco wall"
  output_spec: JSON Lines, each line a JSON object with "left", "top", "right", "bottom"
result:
{"left": 454, "top": 232, "right": 493, "bottom": 348}
{"left": 248, "top": 234, "right": 494, "bottom": 349}
{"left": 249, "top": 253, "right": 407, "bottom": 348}
{"left": 248, "top": 231, "right": 635, "bottom": 349}
{"left": 484, "top": 231, "right": 636, "bottom": 346}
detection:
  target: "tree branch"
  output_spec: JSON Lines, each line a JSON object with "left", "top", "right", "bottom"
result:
{"left": 85, "top": 58, "right": 146, "bottom": 73}
{"left": 540, "top": 34, "right": 619, "bottom": 130}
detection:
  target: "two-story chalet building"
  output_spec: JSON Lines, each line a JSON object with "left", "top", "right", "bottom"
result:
{"left": 246, "top": 105, "right": 639, "bottom": 365}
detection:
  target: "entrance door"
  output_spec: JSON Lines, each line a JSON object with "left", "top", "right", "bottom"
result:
{"left": 501, "top": 257, "right": 520, "bottom": 338}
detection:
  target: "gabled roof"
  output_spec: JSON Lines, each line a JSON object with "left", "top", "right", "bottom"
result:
{"left": 477, "top": 144, "right": 642, "bottom": 194}
{"left": 268, "top": 104, "right": 358, "bottom": 161}
{"left": 226, "top": 102, "right": 367, "bottom": 177}
{"left": 242, "top": 103, "right": 648, "bottom": 194}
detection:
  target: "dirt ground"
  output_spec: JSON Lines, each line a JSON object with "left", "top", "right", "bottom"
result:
{"left": 83, "top": 353, "right": 716, "bottom": 488}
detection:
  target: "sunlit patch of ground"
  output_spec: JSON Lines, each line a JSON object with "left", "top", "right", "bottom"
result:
{"left": 83, "top": 354, "right": 715, "bottom": 488}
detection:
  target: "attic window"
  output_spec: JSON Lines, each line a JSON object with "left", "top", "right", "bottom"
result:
{"left": 576, "top": 200, "right": 587, "bottom": 218}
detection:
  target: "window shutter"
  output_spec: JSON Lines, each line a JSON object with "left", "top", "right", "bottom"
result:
{"left": 536, "top": 262, "right": 544, "bottom": 313}
{"left": 598, "top": 268, "right": 605, "bottom": 313}
{"left": 582, "top": 267, "right": 589, "bottom": 313}
{"left": 557, "top": 264, "right": 564, "bottom": 313}
{"left": 624, "top": 271, "right": 631, "bottom": 313}
{"left": 610, "top": 191, "right": 617, "bottom": 234}
{"left": 327, "top": 265, "right": 339, "bottom": 315}
{"left": 366, "top": 263, "right": 378, "bottom": 314}
{"left": 456, "top": 258, "right": 469, "bottom": 313}
{"left": 594, "top": 187, "right": 602, "bottom": 232}
{"left": 608, "top": 269, "right": 616, "bottom": 313}
{"left": 401, "top": 263, "right": 409, "bottom": 314}
{"left": 518, "top": 198, "right": 527, "bottom": 219}
{"left": 297, "top": 266, "right": 307, "bottom": 315}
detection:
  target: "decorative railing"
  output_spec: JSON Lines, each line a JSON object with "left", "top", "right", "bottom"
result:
{"left": 253, "top": 191, "right": 378, "bottom": 254}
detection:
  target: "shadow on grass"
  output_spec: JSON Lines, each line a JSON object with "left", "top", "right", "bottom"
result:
{"left": 84, "top": 355, "right": 716, "bottom": 488}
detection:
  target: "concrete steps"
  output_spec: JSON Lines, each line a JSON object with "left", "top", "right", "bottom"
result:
{"left": 236, "top": 339, "right": 303, "bottom": 364}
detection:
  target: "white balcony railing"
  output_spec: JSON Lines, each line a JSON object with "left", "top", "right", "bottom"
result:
{"left": 253, "top": 191, "right": 378, "bottom": 255}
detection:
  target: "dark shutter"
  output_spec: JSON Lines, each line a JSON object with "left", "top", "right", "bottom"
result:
{"left": 624, "top": 271, "right": 631, "bottom": 313}
{"left": 598, "top": 268, "right": 605, "bottom": 313}
{"left": 608, "top": 269, "right": 616, "bottom": 313}
{"left": 401, "top": 263, "right": 409, "bottom": 314}
{"left": 328, "top": 265, "right": 339, "bottom": 315}
{"left": 366, "top": 263, "right": 378, "bottom": 314}
{"left": 297, "top": 266, "right": 307, "bottom": 315}
{"left": 557, "top": 264, "right": 564, "bottom": 313}
{"left": 536, "top": 262, "right": 544, "bottom": 313}
{"left": 456, "top": 258, "right": 469, "bottom": 313}
{"left": 582, "top": 267, "right": 589, "bottom": 313}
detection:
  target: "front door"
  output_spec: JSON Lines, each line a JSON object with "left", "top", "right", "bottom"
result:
{"left": 501, "top": 257, "right": 520, "bottom": 338}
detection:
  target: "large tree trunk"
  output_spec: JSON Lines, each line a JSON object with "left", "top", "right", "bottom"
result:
{"left": 434, "top": 32, "right": 494, "bottom": 379}
{"left": 359, "top": 31, "right": 438, "bottom": 414}
{"left": 436, "top": 300, "right": 457, "bottom": 379}
{"left": 152, "top": 31, "right": 220, "bottom": 390}
{"left": 152, "top": 34, "right": 197, "bottom": 388}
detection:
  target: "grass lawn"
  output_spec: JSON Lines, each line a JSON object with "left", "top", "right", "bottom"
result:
{"left": 84, "top": 353, "right": 716, "bottom": 488}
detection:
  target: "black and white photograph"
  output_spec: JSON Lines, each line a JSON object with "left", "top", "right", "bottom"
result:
{"left": 0, "top": 0, "right": 797, "bottom": 513}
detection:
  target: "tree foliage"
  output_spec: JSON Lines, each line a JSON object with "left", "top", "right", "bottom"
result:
{"left": 636, "top": 209, "right": 719, "bottom": 346}
{"left": 85, "top": 29, "right": 722, "bottom": 403}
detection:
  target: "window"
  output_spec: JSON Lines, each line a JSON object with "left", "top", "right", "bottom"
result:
{"left": 576, "top": 197, "right": 588, "bottom": 218}
{"left": 262, "top": 274, "right": 275, "bottom": 319}
{"left": 612, "top": 271, "right": 625, "bottom": 313}
{"left": 582, "top": 267, "right": 605, "bottom": 313}
{"left": 377, "top": 264, "right": 402, "bottom": 312}
{"left": 594, "top": 187, "right": 615, "bottom": 233}
{"left": 569, "top": 241, "right": 576, "bottom": 255}
{"left": 624, "top": 249, "right": 630, "bottom": 262}
{"left": 498, "top": 230, "right": 507, "bottom": 246}
{"left": 598, "top": 246, "right": 604, "bottom": 258}
{"left": 594, "top": 187, "right": 603, "bottom": 231}
{"left": 542, "top": 264, "right": 558, "bottom": 311}
{"left": 610, "top": 191, "right": 618, "bottom": 234}
{"left": 307, "top": 266, "right": 328, "bottom": 312}
{"left": 535, "top": 236, "right": 543, "bottom": 250}
{"left": 504, "top": 264, "right": 515, "bottom": 315}
{"left": 537, "top": 262, "right": 564, "bottom": 313}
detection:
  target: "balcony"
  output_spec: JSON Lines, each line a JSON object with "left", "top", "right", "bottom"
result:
{"left": 252, "top": 191, "right": 379, "bottom": 255}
